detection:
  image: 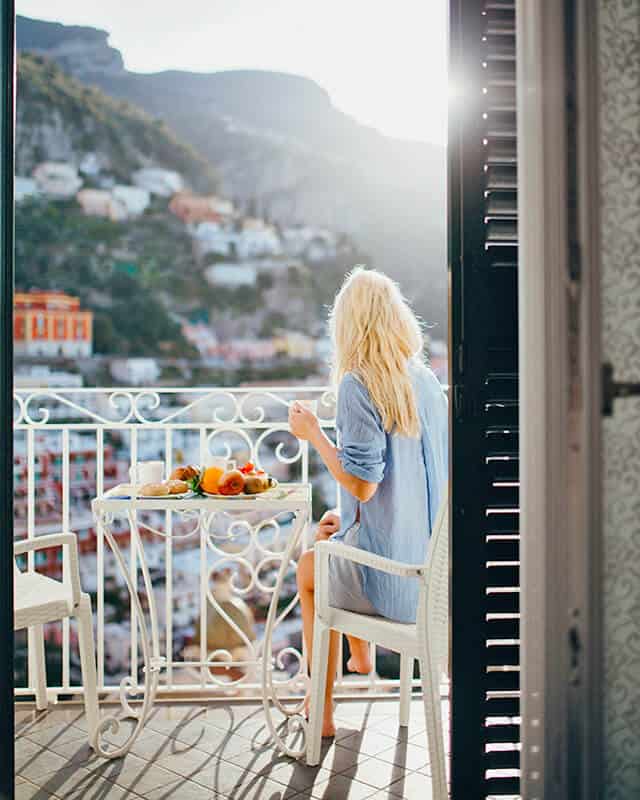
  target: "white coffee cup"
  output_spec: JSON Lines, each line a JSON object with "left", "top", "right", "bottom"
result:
{"left": 205, "top": 455, "right": 229, "bottom": 471}
{"left": 130, "top": 460, "right": 165, "bottom": 485}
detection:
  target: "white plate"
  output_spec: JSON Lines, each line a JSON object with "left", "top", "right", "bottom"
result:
{"left": 141, "top": 490, "right": 195, "bottom": 500}
{"left": 105, "top": 483, "right": 195, "bottom": 500}
{"left": 201, "top": 491, "right": 257, "bottom": 500}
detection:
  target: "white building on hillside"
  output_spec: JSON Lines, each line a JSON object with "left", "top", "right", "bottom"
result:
{"left": 79, "top": 153, "right": 103, "bottom": 177}
{"left": 112, "top": 185, "right": 150, "bottom": 216}
{"left": 110, "top": 358, "right": 160, "bottom": 386}
{"left": 194, "top": 222, "right": 236, "bottom": 258}
{"left": 15, "top": 177, "right": 39, "bottom": 203}
{"left": 194, "top": 219, "right": 282, "bottom": 261}
{"left": 205, "top": 263, "right": 258, "bottom": 288}
{"left": 14, "top": 367, "right": 83, "bottom": 388}
{"left": 273, "top": 330, "right": 316, "bottom": 360}
{"left": 237, "top": 219, "right": 282, "bottom": 259}
{"left": 33, "top": 162, "right": 83, "bottom": 199}
{"left": 132, "top": 168, "right": 183, "bottom": 197}
{"left": 182, "top": 323, "right": 218, "bottom": 357}
{"left": 281, "top": 226, "right": 337, "bottom": 262}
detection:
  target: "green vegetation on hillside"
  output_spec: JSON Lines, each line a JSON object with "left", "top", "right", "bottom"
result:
{"left": 17, "top": 53, "right": 219, "bottom": 193}
{"left": 15, "top": 198, "right": 197, "bottom": 357}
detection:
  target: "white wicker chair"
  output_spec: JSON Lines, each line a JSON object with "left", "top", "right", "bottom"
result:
{"left": 307, "top": 492, "right": 449, "bottom": 799}
{"left": 14, "top": 533, "right": 99, "bottom": 748}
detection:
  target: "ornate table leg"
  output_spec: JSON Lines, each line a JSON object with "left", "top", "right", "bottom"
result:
{"left": 93, "top": 509, "right": 166, "bottom": 758}
{"left": 261, "top": 507, "right": 310, "bottom": 759}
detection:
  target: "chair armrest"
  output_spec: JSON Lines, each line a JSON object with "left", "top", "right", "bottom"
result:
{"left": 315, "top": 540, "right": 425, "bottom": 579}
{"left": 14, "top": 533, "right": 82, "bottom": 606}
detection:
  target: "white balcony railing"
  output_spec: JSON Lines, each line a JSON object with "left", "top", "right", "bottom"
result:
{"left": 13, "top": 385, "right": 406, "bottom": 702}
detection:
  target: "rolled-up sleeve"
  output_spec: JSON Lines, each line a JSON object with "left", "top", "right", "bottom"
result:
{"left": 337, "top": 374, "right": 386, "bottom": 483}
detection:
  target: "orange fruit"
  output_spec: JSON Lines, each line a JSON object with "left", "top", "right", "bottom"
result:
{"left": 200, "top": 465, "right": 224, "bottom": 494}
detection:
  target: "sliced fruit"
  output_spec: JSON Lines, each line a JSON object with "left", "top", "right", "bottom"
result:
{"left": 201, "top": 465, "right": 224, "bottom": 494}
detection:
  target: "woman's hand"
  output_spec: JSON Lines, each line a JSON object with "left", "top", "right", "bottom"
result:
{"left": 288, "top": 401, "right": 320, "bottom": 442}
{"left": 289, "top": 401, "right": 378, "bottom": 504}
{"left": 315, "top": 509, "right": 340, "bottom": 542}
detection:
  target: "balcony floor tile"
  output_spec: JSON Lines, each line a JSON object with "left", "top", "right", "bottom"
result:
{"left": 375, "top": 742, "right": 430, "bottom": 772}
{"left": 13, "top": 697, "right": 438, "bottom": 799}
{"left": 24, "top": 765, "right": 104, "bottom": 798}
{"left": 14, "top": 780, "right": 58, "bottom": 800}
{"left": 89, "top": 752, "right": 181, "bottom": 796}
{"left": 24, "top": 722, "right": 88, "bottom": 750}
{"left": 340, "top": 755, "right": 418, "bottom": 791}
{"left": 143, "top": 778, "right": 221, "bottom": 800}
{"left": 385, "top": 770, "right": 438, "bottom": 799}
{"left": 338, "top": 729, "right": 400, "bottom": 758}
{"left": 16, "top": 741, "right": 70, "bottom": 783}
{"left": 16, "top": 707, "right": 84, "bottom": 740}
{"left": 299, "top": 772, "right": 379, "bottom": 800}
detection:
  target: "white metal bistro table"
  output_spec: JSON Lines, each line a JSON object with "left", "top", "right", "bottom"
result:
{"left": 90, "top": 483, "right": 312, "bottom": 759}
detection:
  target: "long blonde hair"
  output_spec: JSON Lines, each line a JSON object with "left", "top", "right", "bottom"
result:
{"left": 329, "top": 267, "right": 424, "bottom": 438}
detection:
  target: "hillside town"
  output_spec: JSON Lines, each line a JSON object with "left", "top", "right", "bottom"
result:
{"left": 14, "top": 157, "right": 396, "bottom": 388}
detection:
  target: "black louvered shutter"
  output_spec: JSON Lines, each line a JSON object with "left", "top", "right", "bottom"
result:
{"left": 449, "top": 2, "right": 520, "bottom": 798}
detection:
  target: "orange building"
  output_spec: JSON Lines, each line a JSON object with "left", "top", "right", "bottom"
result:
{"left": 169, "top": 191, "right": 233, "bottom": 224}
{"left": 14, "top": 291, "right": 93, "bottom": 358}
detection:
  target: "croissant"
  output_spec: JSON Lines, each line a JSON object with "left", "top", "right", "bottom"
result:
{"left": 166, "top": 479, "right": 189, "bottom": 494}
{"left": 139, "top": 483, "right": 170, "bottom": 497}
{"left": 170, "top": 465, "right": 200, "bottom": 481}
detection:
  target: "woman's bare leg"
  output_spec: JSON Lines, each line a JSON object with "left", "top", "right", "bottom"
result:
{"left": 297, "top": 550, "right": 338, "bottom": 736}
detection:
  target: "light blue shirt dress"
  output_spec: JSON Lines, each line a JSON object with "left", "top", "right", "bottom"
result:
{"left": 331, "top": 363, "right": 448, "bottom": 623}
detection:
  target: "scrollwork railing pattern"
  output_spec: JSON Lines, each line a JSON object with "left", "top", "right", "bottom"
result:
{"left": 13, "top": 386, "right": 337, "bottom": 705}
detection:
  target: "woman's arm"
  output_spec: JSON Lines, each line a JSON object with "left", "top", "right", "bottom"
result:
{"left": 288, "top": 403, "right": 379, "bottom": 502}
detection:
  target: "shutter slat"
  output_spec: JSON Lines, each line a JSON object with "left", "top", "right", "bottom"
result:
{"left": 485, "top": 190, "right": 518, "bottom": 214}
{"left": 484, "top": 36, "right": 516, "bottom": 61}
{"left": 486, "top": 591, "right": 519, "bottom": 615}
{"left": 484, "top": 61, "right": 516, "bottom": 87}
{"left": 486, "top": 165, "right": 517, "bottom": 190}
{"left": 486, "top": 671, "right": 520, "bottom": 692}
{"left": 486, "top": 9, "right": 517, "bottom": 36}
{"left": 485, "top": 749, "right": 521, "bottom": 770}
{"left": 486, "top": 693, "right": 521, "bottom": 717}
{"left": 486, "top": 618, "right": 520, "bottom": 640}
{"left": 486, "top": 458, "right": 519, "bottom": 481}
{"left": 486, "top": 219, "right": 518, "bottom": 243}
{"left": 484, "top": 776, "right": 521, "bottom": 795}
{"left": 487, "top": 538, "right": 520, "bottom": 560}
{"left": 487, "top": 564, "right": 520, "bottom": 586}
{"left": 485, "top": 400, "right": 518, "bottom": 424}
{"left": 486, "top": 483, "right": 519, "bottom": 507}
{"left": 486, "top": 85, "right": 516, "bottom": 112}
{"left": 484, "top": 722, "right": 521, "bottom": 744}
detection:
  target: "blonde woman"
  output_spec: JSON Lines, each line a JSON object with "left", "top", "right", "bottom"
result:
{"left": 289, "top": 267, "right": 448, "bottom": 737}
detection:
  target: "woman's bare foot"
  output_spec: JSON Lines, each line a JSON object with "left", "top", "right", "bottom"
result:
{"left": 322, "top": 711, "right": 336, "bottom": 739}
{"left": 346, "top": 637, "right": 373, "bottom": 674}
{"left": 347, "top": 652, "right": 372, "bottom": 674}
{"left": 302, "top": 694, "right": 336, "bottom": 736}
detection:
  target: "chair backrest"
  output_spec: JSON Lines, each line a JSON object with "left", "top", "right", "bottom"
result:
{"left": 418, "top": 485, "right": 449, "bottom": 673}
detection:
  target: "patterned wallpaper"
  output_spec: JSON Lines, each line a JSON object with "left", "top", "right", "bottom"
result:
{"left": 598, "top": 1, "right": 640, "bottom": 797}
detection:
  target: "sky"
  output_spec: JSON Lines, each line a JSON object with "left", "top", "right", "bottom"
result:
{"left": 16, "top": 0, "right": 448, "bottom": 145}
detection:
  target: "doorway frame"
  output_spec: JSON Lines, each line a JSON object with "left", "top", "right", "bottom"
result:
{"left": 1, "top": 2, "right": 16, "bottom": 797}
{"left": 517, "top": 0, "right": 603, "bottom": 797}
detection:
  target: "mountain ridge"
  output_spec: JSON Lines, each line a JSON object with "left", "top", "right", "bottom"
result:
{"left": 16, "top": 14, "right": 447, "bottom": 329}
{"left": 16, "top": 52, "right": 219, "bottom": 193}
